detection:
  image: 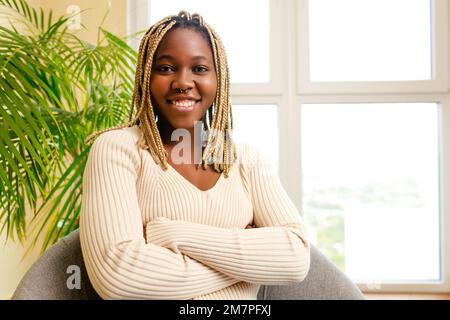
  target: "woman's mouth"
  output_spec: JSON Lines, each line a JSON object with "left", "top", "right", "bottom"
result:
{"left": 168, "top": 99, "right": 198, "bottom": 112}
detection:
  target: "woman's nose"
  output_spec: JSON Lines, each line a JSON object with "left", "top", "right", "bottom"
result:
{"left": 171, "top": 69, "right": 194, "bottom": 91}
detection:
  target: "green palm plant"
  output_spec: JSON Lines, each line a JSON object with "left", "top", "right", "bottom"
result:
{"left": 0, "top": 0, "right": 137, "bottom": 252}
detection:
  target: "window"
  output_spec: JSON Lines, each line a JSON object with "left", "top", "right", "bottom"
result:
{"left": 129, "top": 0, "right": 450, "bottom": 292}
{"left": 298, "top": 0, "right": 449, "bottom": 292}
{"left": 233, "top": 105, "right": 279, "bottom": 169}
{"left": 301, "top": 103, "right": 440, "bottom": 282}
{"left": 308, "top": 0, "right": 432, "bottom": 82}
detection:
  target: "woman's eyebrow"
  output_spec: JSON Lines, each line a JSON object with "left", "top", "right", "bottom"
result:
{"left": 156, "top": 54, "right": 175, "bottom": 61}
{"left": 191, "top": 55, "right": 209, "bottom": 62}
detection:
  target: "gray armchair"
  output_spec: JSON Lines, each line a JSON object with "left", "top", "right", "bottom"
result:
{"left": 12, "top": 230, "right": 364, "bottom": 300}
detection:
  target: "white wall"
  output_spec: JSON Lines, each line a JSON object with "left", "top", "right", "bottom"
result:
{"left": 0, "top": 232, "right": 42, "bottom": 299}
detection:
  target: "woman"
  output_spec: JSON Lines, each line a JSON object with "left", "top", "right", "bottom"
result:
{"left": 80, "top": 11, "right": 310, "bottom": 300}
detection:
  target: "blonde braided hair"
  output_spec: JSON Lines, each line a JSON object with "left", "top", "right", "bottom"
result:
{"left": 85, "top": 11, "right": 236, "bottom": 177}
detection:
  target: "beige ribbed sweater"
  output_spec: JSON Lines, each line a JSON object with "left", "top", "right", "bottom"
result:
{"left": 80, "top": 125, "right": 310, "bottom": 300}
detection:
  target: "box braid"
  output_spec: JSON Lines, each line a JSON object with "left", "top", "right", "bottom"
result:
{"left": 85, "top": 11, "right": 236, "bottom": 177}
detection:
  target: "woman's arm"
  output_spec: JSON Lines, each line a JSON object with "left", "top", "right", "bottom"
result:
{"left": 80, "top": 129, "right": 238, "bottom": 300}
{"left": 145, "top": 145, "right": 310, "bottom": 285}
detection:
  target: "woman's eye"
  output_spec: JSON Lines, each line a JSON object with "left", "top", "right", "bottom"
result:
{"left": 194, "top": 66, "right": 208, "bottom": 73}
{"left": 156, "top": 65, "right": 174, "bottom": 73}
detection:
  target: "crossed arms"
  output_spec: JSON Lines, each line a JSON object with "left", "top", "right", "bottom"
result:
{"left": 79, "top": 129, "right": 310, "bottom": 300}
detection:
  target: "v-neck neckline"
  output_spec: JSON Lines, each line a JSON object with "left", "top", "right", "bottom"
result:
{"left": 167, "top": 164, "right": 225, "bottom": 193}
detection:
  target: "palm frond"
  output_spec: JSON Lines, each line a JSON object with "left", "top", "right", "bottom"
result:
{"left": 0, "top": 0, "right": 138, "bottom": 250}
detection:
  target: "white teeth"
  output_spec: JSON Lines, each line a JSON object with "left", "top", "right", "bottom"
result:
{"left": 172, "top": 100, "right": 195, "bottom": 108}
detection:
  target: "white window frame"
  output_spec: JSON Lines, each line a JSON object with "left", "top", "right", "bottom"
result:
{"left": 128, "top": 0, "right": 450, "bottom": 294}
{"left": 295, "top": 0, "right": 450, "bottom": 293}
{"left": 297, "top": 0, "right": 449, "bottom": 94}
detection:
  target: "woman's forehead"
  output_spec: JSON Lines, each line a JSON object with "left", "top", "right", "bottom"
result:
{"left": 155, "top": 28, "right": 213, "bottom": 61}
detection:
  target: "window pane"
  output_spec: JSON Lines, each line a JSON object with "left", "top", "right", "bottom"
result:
{"left": 301, "top": 103, "right": 440, "bottom": 282}
{"left": 309, "top": 0, "right": 432, "bottom": 81}
{"left": 149, "top": 0, "right": 270, "bottom": 83}
{"left": 233, "top": 105, "right": 278, "bottom": 169}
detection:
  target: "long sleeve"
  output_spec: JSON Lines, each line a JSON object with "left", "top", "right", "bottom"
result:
{"left": 79, "top": 129, "right": 239, "bottom": 300}
{"left": 146, "top": 144, "right": 310, "bottom": 285}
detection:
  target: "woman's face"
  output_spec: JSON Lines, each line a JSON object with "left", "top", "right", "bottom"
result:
{"left": 150, "top": 27, "right": 217, "bottom": 132}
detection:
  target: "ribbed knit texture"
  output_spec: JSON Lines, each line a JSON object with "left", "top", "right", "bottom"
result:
{"left": 80, "top": 126, "right": 310, "bottom": 300}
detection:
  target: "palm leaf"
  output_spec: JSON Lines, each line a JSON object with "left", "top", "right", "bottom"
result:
{"left": 0, "top": 0, "right": 138, "bottom": 250}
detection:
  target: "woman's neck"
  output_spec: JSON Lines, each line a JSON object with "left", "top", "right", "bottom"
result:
{"left": 158, "top": 120, "right": 205, "bottom": 164}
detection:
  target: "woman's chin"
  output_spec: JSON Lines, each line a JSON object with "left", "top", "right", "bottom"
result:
{"left": 168, "top": 118, "right": 203, "bottom": 131}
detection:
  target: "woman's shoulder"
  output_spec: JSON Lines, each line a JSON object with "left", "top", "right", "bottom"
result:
{"left": 234, "top": 142, "right": 266, "bottom": 167}
{"left": 88, "top": 126, "right": 144, "bottom": 167}
{"left": 95, "top": 125, "right": 141, "bottom": 142}
{"left": 87, "top": 126, "right": 143, "bottom": 170}
{"left": 92, "top": 125, "right": 142, "bottom": 149}
{"left": 234, "top": 142, "right": 276, "bottom": 182}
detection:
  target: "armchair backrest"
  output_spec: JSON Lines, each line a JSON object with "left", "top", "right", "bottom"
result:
{"left": 12, "top": 230, "right": 364, "bottom": 300}
{"left": 12, "top": 230, "right": 100, "bottom": 300}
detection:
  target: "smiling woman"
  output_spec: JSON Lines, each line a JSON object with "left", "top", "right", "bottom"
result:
{"left": 151, "top": 27, "right": 221, "bottom": 190}
{"left": 151, "top": 28, "right": 217, "bottom": 125}
{"left": 80, "top": 11, "right": 310, "bottom": 300}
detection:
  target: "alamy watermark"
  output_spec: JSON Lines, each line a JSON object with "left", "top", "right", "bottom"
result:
{"left": 66, "top": 264, "right": 81, "bottom": 290}
{"left": 167, "top": 121, "right": 232, "bottom": 165}
{"left": 166, "top": 121, "right": 263, "bottom": 167}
